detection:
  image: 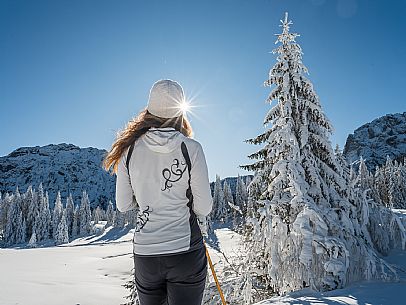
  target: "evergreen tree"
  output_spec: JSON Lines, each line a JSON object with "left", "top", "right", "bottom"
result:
{"left": 106, "top": 201, "right": 115, "bottom": 227}
{"left": 359, "top": 157, "right": 381, "bottom": 204}
{"left": 235, "top": 175, "right": 248, "bottom": 213}
{"left": 4, "top": 190, "right": 23, "bottom": 246}
{"left": 239, "top": 13, "right": 394, "bottom": 297}
{"left": 66, "top": 193, "right": 75, "bottom": 237}
{"left": 72, "top": 205, "right": 80, "bottom": 237}
{"left": 373, "top": 157, "right": 406, "bottom": 209}
{"left": 223, "top": 180, "right": 234, "bottom": 208}
{"left": 334, "top": 145, "right": 349, "bottom": 177}
{"left": 37, "top": 189, "right": 51, "bottom": 241}
{"left": 356, "top": 157, "right": 375, "bottom": 191}
{"left": 55, "top": 209, "right": 69, "bottom": 245}
{"left": 125, "top": 209, "right": 138, "bottom": 227}
{"left": 25, "top": 185, "right": 38, "bottom": 239}
{"left": 4, "top": 208, "right": 14, "bottom": 245}
{"left": 245, "top": 175, "right": 252, "bottom": 190}
{"left": 16, "top": 214, "right": 27, "bottom": 244}
{"left": 93, "top": 206, "right": 102, "bottom": 224}
{"left": 79, "top": 190, "right": 92, "bottom": 235}
{"left": 388, "top": 160, "right": 403, "bottom": 208}
{"left": 396, "top": 161, "right": 406, "bottom": 208}
{"left": 28, "top": 230, "right": 37, "bottom": 248}
{"left": 224, "top": 179, "right": 241, "bottom": 229}
{"left": 52, "top": 191, "right": 63, "bottom": 240}
{"left": 211, "top": 175, "right": 227, "bottom": 221}
{"left": 0, "top": 193, "right": 12, "bottom": 242}
{"left": 352, "top": 157, "right": 406, "bottom": 255}
{"left": 35, "top": 184, "right": 45, "bottom": 240}
{"left": 114, "top": 209, "right": 125, "bottom": 228}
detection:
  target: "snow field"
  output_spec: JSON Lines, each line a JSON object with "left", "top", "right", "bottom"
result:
{"left": 1, "top": 221, "right": 405, "bottom": 305}
{"left": 0, "top": 224, "right": 242, "bottom": 305}
{"left": 0, "top": 226, "right": 134, "bottom": 305}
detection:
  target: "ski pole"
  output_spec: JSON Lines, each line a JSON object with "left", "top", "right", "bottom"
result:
{"left": 204, "top": 241, "right": 227, "bottom": 305}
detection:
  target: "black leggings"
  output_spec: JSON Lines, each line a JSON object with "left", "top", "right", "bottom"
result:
{"left": 134, "top": 246, "right": 207, "bottom": 305}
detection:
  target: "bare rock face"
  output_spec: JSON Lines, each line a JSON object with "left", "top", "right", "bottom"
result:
{"left": 344, "top": 112, "right": 406, "bottom": 170}
{"left": 0, "top": 143, "right": 115, "bottom": 209}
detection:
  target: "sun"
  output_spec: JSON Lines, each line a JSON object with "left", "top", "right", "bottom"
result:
{"left": 178, "top": 100, "right": 191, "bottom": 115}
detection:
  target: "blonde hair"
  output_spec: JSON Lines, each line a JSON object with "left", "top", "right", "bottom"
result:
{"left": 103, "top": 109, "right": 193, "bottom": 174}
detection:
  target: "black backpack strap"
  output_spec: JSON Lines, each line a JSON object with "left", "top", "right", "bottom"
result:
{"left": 125, "top": 142, "right": 138, "bottom": 207}
{"left": 181, "top": 142, "right": 205, "bottom": 244}
{"left": 181, "top": 142, "right": 193, "bottom": 202}
{"left": 181, "top": 142, "right": 191, "bottom": 179}
{"left": 126, "top": 142, "right": 136, "bottom": 176}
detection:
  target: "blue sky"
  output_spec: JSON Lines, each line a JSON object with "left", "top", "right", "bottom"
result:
{"left": 1, "top": 0, "right": 405, "bottom": 180}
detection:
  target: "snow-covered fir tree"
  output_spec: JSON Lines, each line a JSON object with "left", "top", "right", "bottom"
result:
{"left": 4, "top": 190, "right": 22, "bottom": 245}
{"left": 0, "top": 184, "right": 101, "bottom": 246}
{"left": 79, "top": 190, "right": 92, "bottom": 235}
{"left": 223, "top": 180, "right": 234, "bottom": 207}
{"left": 352, "top": 157, "right": 406, "bottom": 255}
{"left": 36, "top": 188, "right": 51, "bottom": 241}
{"left": 28, "top": 230, "right": 37, "bottom": 248}
{"left": 245, "top": 175, "right": 252, "bottom": 190}
{"left": 357, "top": 157, "right": 406, "bottom": 209}
{"left": 65, "top": 193, "right": 75, "bottom": 237}
{"left": 235, "top": 175, "right": 248, "bottom": 214}
{"left": 25, "top": 185, "right": 38, "bottom": 240}
{"left": 15, "top": 212, "right": 26, "bottom": 244}
{"left": 211, "top": 175, "right": 228, "bottom": 221}
{"left": 52, "top": 191, "right": 63, "bottom": 240}
{"left": 125, "top": 209, "right": 138, "bottom": 227}
{"left": 114, "top": 209, "right": 126, "bottom": 228}
{"left": 93, "top": 206, "right": 102, "bottom": 224}
{"left": 355, "top": 157, "right": 381, "bottom": 204}
{"left": 72, "top": 204, "right": 80, "bottom": 237}
{"left": 237, "top": 12, "right": 401, "bottom": 299}
{"left": 223, "top": 180, "right": 237, "bottom": 226}
{"left": 106, "top": 201, "right": 115, "bottom": 227}
{"left": 55, "top": 209, "right": 69, "bottom": 245}
{"left": 395, "top": 160, "right": 406, "bottom": 208}
{"left": 0, "top": 192, "right": 4, "bottom": 231}
{"left": 1, "top": 194, "right": 12, "bottom": 244}
{"left": 385, "top": 158, "right": 405, "bottom": 209}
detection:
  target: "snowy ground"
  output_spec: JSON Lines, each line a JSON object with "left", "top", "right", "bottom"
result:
{"left": 1, "top": 218, "right": 405, "bottom": 305}
{"left": 0, "top": 225, "right": 135, "bottom": 305}
{"left": 0, "top": 222, "right": 241, "bottom": 305}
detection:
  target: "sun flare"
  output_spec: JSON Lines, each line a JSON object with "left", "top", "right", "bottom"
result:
{"left": 179, "top": 101, "right": 191, "bottom": 115}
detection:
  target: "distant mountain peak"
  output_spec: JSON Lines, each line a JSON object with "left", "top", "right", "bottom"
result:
{"left": 343, "top": 112, "right": 406, "bottom": 170}
{"left": 1, "top": 143, "right": 114, "bottom": 209}
{"left": 6, "top": 143, "right": 83, "bottom": 158}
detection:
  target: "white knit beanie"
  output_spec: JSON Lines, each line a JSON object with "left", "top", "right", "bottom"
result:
{"left": 147, "top": 79, "right": 185, "bottom": 119}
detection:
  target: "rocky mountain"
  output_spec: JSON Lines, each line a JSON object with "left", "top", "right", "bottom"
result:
{"left": 0, "top": 143, "right": 115, "bottom": 209}
{"left": 344, "top": 112, "right": 406, "bottom": 170}
{"left": 0, "top": 143, "right": 252, "bottom": 210}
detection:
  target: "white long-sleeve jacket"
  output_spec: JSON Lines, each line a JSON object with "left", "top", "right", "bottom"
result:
{"left": 115, "top": 127, "right": 213, "bottom": 256}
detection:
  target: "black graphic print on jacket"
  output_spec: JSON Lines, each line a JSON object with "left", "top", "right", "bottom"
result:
{"left": 161, "top": 158, "right": 187, "bottom": 191}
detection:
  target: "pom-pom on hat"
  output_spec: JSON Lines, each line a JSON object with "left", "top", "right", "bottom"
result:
{"left": 147, "top": 79, "right": 185, "bottom": 119}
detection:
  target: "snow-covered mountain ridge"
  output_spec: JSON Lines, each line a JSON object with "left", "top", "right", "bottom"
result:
{"left": 0, "top": 143, "right": 250, "bottom": 209}
{"left": 0, "top": 143, "right": 115, "bottom": 209}
{"left": 344, "top": 112, "right": 406, "bottom": 170}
